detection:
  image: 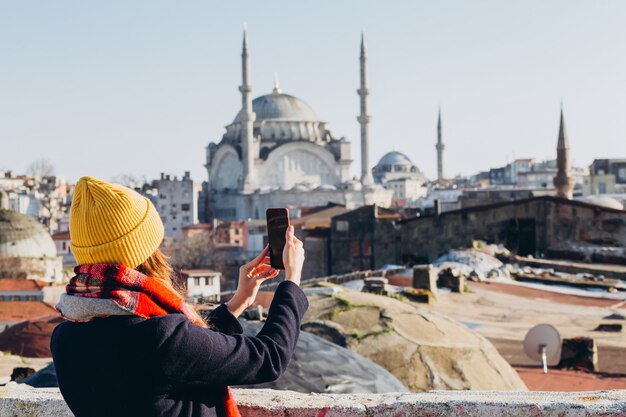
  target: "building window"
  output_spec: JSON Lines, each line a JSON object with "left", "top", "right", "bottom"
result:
{"left": 183, "top": 216, "right": 190, "bottom": 222}
{"left": 234, "top": 229, "right": 240, "bottom": 235}
{"left": 194, "top": 277, "right": 200, "bottom": 286}
{"left": 599, "top": 183, "right": 607, "bottom": 194}
{"left": 205, "top": 277, "right": 213, "bottom": 286}
{"left": 181, "top": 204, "right": 190, "bottom": 211}
{"left": 618, "top": 168, "right": 626, "bottom": 182}
{"left": 62, "top": 242, "right": 66, "bottom": 250}
{"left": 336, "top": 220, "right": 349, "bottom": 232}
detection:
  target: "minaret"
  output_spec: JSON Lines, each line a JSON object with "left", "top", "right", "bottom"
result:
{"left": 239, "top": 28, "right": 256, "bottom": 192}
{"left": 358, "top": 33, "right": 374, "bottom": 187}
{"left": 436, "top": 108, "right": 445, "bottom": 182}
{"left": 553, "top": 104, "right": 575, "bottom": 199}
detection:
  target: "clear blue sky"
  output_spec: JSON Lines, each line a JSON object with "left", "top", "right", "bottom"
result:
{"left": 1, "top": 1, "right": 625, "bottom": 183}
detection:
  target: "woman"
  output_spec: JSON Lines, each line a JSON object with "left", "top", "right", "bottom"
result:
{"left": 51, "top": 176, "right": 307, "bottom": 417}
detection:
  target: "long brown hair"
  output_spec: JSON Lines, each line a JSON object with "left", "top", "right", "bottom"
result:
{"left": 137, "top": 249, "right": 180, "bottom": 292}
{"left": 137, "top": 249, "right": 209, "bottom": 328}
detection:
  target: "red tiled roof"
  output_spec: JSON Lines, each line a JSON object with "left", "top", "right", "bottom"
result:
{"left": 0, "top": 278, "right": 50, "bottom": 291}
{"left": 471, "top": 282, "right": 626, "bottom": 309}
{"left": 51, "top": 231, "right": 71, "bottom": 240}
{"left": 516, "top": 367, "right": 626, "bottom": 391}
{"left": 0, "top": 301, "right": 58, "bottom": 322}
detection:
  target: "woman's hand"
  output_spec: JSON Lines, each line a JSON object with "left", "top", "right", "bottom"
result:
{"left": 226, "top": 245, "right": 279, "bottom": 317}
{"left": 283, "top": 226, "right": 305, "bottom": 286}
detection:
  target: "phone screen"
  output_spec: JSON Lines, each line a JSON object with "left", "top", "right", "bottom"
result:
{"left": 266, "top": 208, "right": 290, "bottom": 269}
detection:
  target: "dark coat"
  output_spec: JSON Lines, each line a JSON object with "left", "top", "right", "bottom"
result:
{"left": 50, "top": 281, "right": 308, "bottom": 417}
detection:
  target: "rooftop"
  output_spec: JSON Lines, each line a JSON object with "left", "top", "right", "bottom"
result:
{"left": 50, "top": 231, "right": 70, "bottom": 241}
{"left": 0, "top": 301, "right": 57, "bottom": 323}
{"left": 0, "top": 278, "right": 50, "bottom": 291}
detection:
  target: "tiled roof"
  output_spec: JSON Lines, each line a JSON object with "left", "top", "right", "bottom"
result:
{"left": 516, "top": 367, "right": 626, "bottom": 391}
{"left": 51, "top": 231, "right": 71, "bottom": 240}
{"left": 0, "top": 278, "right": 49, "bottom": 291}
{"left": 0, "top": 301, "right": 58, "bottom": 322}
{"left": 291, "top": 205, "right": 349, "bottom": 229}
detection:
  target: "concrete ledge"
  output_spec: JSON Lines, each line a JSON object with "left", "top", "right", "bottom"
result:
{"left": 1, "top": 386, "right": 626, "bottom": 416}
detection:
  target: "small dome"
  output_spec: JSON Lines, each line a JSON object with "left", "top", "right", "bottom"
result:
{"left": 577, "top": 195, "right": 624, "bottom": 211}
{"left": 234, "top": 93, "right": 319, "bottom": 123}
{"left": 0, "top": 210, "right": 57, "bottom": 258}
{"left": 377, "top": 151, "right": 413, "bottom": 167}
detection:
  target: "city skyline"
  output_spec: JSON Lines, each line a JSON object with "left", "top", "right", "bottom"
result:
{"left": 1, "top": 1, "right": 626, "bottom": 183}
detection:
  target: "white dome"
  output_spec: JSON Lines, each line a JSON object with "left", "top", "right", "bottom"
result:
{"left": 234, "top": 93, "right": 319, "bottom": 123}
{"left": 373, "top": 151, "right": 427, "bottom": 185}
{"left": 377, "top": 151, "right": 413, "bottom": 167}
{"left": 0, "top": 210, "right": 57, "bottom": 258}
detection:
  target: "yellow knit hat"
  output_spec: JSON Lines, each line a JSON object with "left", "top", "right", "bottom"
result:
{"left": 69, "top": 176, "right": 164, "bottom": 268}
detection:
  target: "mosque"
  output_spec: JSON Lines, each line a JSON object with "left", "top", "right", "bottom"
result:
{"left": 204, "top": 32, "right": 394, "bottom": 220}
{"left": 0, "top": 192, "right": 63, "bottom": 283}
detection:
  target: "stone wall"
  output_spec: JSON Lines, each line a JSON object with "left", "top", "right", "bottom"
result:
{"left": 401, "top": 197, "right": 626, "bottom": 263}
{"left": 330, "top": 205, "right": 401, "bottom": 274}
{"left": 2, "top": 387, "right": 626, "bottom": 416}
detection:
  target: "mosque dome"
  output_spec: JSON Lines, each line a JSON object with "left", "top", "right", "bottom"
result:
{"left": 234, "top": 92, "right": 320, "bottom": 123}
{"left": 0, "top": 209, "right": 57, "bottom": 258}
{"left": 377, "top": 151, "right": 413, "bottom": 167}
{"left": 373, "top": 151, "right": 427, "bottom": 185}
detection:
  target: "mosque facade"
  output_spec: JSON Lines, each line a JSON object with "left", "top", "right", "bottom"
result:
{"left": 204, "top": 32, "right": 392, "bottom": 220}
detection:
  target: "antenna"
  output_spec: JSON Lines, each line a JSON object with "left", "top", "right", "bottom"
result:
{"left": 523, "top": 324, "right": 561, "bottom": 374}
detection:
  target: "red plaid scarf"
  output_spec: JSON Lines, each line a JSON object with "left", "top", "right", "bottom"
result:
{"left": 61, "top": 264, "right": 241, "bottom": 417}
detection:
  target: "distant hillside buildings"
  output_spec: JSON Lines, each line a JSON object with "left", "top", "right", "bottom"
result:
{"left": 0, "top": 171, "right": 71, "bottom": 234}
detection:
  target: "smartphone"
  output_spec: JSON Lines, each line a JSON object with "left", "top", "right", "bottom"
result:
{"left": 266, "top": 208, "right": 290, "bottom": 269}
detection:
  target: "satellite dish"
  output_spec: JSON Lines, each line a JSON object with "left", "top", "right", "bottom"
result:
{"left": 523, "top": 324, "right": 561, "bottom": 374}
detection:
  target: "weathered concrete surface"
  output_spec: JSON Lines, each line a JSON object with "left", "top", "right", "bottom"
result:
{"left": 1, "top": 387, "right": 626, "bottom": 416}
{"left": 303, "top": 289, "right": 527, "bottom": 392}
